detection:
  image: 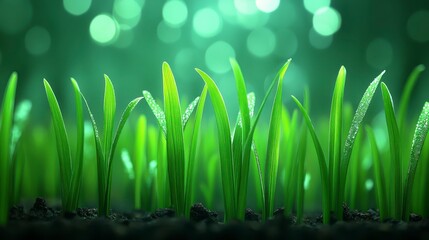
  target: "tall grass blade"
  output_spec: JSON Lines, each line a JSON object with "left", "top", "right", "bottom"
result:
{"left": 328, "top": 66, "right": 346, "bottom": 217}
{"left": 43, "top": 79, "right": 72, "bottom": 209}
{"left": 263, "top": 60, "right": 286, "bottom": 220}
{"left": 366, "top": 126, "right": 387, "bottom": 221}
{"left": 380, "top": 82, "right": 402, "bottom": 219}
{"left": 292, "top": 96, "right": 330, "bottom": 224}
{"left": 162, "top": 62, "right": 186, "bottom": 216}
{"left": 134, "top": 115, "right": 147, "bottom": 209}
{"left": 0, "top": 72, "right": 17, "bottom": 225}
{"left": 103, "top": 75, "right": 116, "bottom": 164}
{"left": 185, "top": 86, "right": 207, "bottom": 218}
{"left": 403, "top": 102, "right": 429, "bottom": 220}
{"left": 339, "top": 71, "right": 384, "bottom": 217}
{"left": 182, "top": 96, "right": 200, "bottom": 128}
{"left": 195, "top": 68, "right": 236, "bottom": 221}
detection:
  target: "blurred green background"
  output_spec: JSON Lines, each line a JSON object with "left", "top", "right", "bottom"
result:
{"left": 0, "top": 0, "right": 428, "bottom": 121}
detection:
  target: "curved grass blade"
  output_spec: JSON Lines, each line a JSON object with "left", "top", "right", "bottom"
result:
{"left": 0, "top": 72, "right": 17, "bottom": 225}
{"left": 142, "top": 90, "right": 166, "bottom": 134}
{"left": 43, "top": 79, "right": 72, "bottom": 208}
{"left": 398, "top": 65, "right": 425, "bottom": 130}
{"left": 263, "top": 60, "right": 287, "bottom": 220}
{"left": 231, "top": 58, "right": 251, "bottom": 140}
{"left": 328, "top": 66, "right": 346, "bottom": 217}
{"left": 195, "top": 68, "right": 236, "bottom": 222}
{"left": 134, "top": 115, "right": 147, "bottom": 209}
{"left": 185, "top": 85, "right": 207, "bottom": 218}
{"left": 338, "top": 70, "right": 384, "bottom": 218}
{"left": 292, "top": 95, "right": 330, "bottom": 224}
{"left": 380, "top": 82, "right": 402, "bottom": 220}
{"left": 69, "top": 78, "right": 84, "bottom": 211}
{"left": 162, "top": 62, "right": 185, "bottom": 216}
{"left": 402, "top": 102, "right": 429, "bottom": 221}
{"left": 238, "top": 59, "right": 291, "bottom": 219}
{"left": 366, "top": 126, "right": 387, "bottom": 221}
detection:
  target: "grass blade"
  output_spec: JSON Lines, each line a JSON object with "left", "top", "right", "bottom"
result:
{"left": 366, "top": 126, "right": 387, "bottom": 221}
{"left": 195, "top": 68, "right": 236, "bottom": 222}
{"left": 142, "top": 90, "right": 166, "bottom": 134}
{"left": 162, "top": 62, "right": 186, "bottom": 216}
{"left": 263, "top": 60, "right": 286, "bottom": 220}
{"left": 328, "top": 66, "right": 346, "bottom": 217}
{"left": 380, "top": 82, "right": 402, "bottom": 219}
{"left": 185, "top": 86, "right": 207, "bottom": 218}
{"left": 403, "top": 102, "right": 429, "bottom": 220}
{"left": 43, "top": 79, "right": 72, "bottom": 209}
{"left": 69, "top": 78, "right": 84, "bottom": 211}
{"left": 398, "top": 65, "right": 425, "bottom": 130}
{"left": 296, "top": 122, "right": 308, "bottom": 224}
{"left": 0, "top": 72, "right": 17, "bottom": 225}
{"left": 339, "top": 70, "right": 384, "bottom": 217}
{"left": 134, "top": 115, "right": 147, "bottom": 209}
{"left": 292, "top": 96, "right": 330, "bottom": 224}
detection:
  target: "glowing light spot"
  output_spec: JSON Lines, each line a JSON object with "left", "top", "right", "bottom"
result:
{"left": 114, "top": 0, "right": 141, "bottom": 19}
{"left": 312, "top": 7, "right": 341, "bottom": 36}
{"left": 366, "top": 38, "right": 393, "bottom": 69}
{"left": 63, "top": 0, "right": 91, "bottom": 16}
{"left": 193, "top": 8, "right": 222, "bottom": 38}
{"left": 25, "top": 26, "right": 51, "bottom": 55}
{"left": 234, "top": 0, "right": 257, "bottom": 15}
{"left": 365, "top": 179, "right": 374, "bottom": 191}
{"left": 157, "top": 21, "right": 181, "bottom": 43}
{"left": 309, "top": 27, "right": 333, "bottom": 49}
{"left": 256, "top": 0, "right": 280, "bottom": 13}
{"left": 407, "top": 10, "right": 429, "bottom": 43}
{"left": 0, "top": 0, "right": 33, "bottom": 34}
{"left": 304, "top": 0, "right": 330, "bottom": 14}
{"left": 247, "top": 27, "right": 276, "bottom": 57}
{"left": 304, "top": 173, "right": 311, "bottom": 190}
{"left": 162, "top": 0, "right": 188, "bottom": 28}
{"left": 205, "top": 41, "right": 235, "bottom": 74}
{"left": 89, "top": 14, "right": 118, "bottom": 45}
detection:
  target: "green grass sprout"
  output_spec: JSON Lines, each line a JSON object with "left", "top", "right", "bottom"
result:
{"left": 80, "top": 75, "right": 142, "bottom": 216}
{"left": 143, "top": 62, "right": 203, "bottom": 217}
{"left": 0, "top": 72, "right": 18, "bottom": 225}
{"left": 44, "top": 78, "right": 84, "bottom": 213}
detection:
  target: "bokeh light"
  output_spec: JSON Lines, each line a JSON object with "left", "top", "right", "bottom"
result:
{"left": 157, "top": 21, "right": 181, "bottom": 43}
{"left": 113, "top": 0, "right": 143, "bottom": 30}
{"left": 205, "top": 41, "right": 236, "bottom": 74}
{"left": 63, "top": 0, "right": 91, "bottom": 16}
{"left": 0, "top": 0, "right": 33, "bottom": 34}
{"left": 193, "top": 8, "right": 222, "bottom": 38}
{"left": 24, "top": 26, "right": 51, "bottom": 55}
{"left": 312, "top": 7, "right": 341, "bottom": 36}
{"left": 89, "top": 14, "right": 118, "bottom": 45}
{"left": 162, "top": 0, "right": 188, "bottom": 28}
{"left": 365, "top": 179, "right": 374, "bottom": 191}
{"left": 308, "top": 27, "right": 333, "bottom": 49}
{"left": 304, "top": 0, "right": 330, "bottom": 14}
{"left": 247, "top": 27, "right": 276, "bottom": 57}
{"left": 407, "top": 10, "right": 429, "bottom": 43}
{"left": 114, "top": 29, "right": 135, "bottom": 48}
{"left": 366, "top": 38, "right": 393, "bottom": 70}
{"left": 234, "top": 0, "right": 258, "bottom": 15}
{"left": 256, "top": 0, "right": 280, "bottom": 13}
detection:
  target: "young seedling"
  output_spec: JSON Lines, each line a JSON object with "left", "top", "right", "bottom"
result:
{"left": 195, "top": 59, "right": 291, "bottom": 221}
{"left": 292, "top": 68, "right": 385, "bottom": 223}
{"left": 380, "top": 82, "right": 429, "bottom": 221}
{"left": 80, "top": 75, "right": 142, "bottom": 216}
{"left": 142, "top": 62, "right": 206, "bottom": 217}
{"left": 0, "top": 72, "right": 18, "bottom": 225}
{"left": 44, "top": 78, "right": 84, "bottom": 213}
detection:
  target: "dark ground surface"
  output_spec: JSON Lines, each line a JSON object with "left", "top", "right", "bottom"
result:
{"left": 1, "top": 198, "right": 429, "bottom": 240}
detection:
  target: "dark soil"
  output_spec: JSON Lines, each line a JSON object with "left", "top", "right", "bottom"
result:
{"left": 1, "top": 198, "right": 429, "bottom": 240}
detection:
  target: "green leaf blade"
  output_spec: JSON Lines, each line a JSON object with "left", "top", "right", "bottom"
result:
{"left": 142, "top": 90, "right": 166, "bottom": 134}
{"left": 103, "top": 75, "right": 116, "bottom": 159}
